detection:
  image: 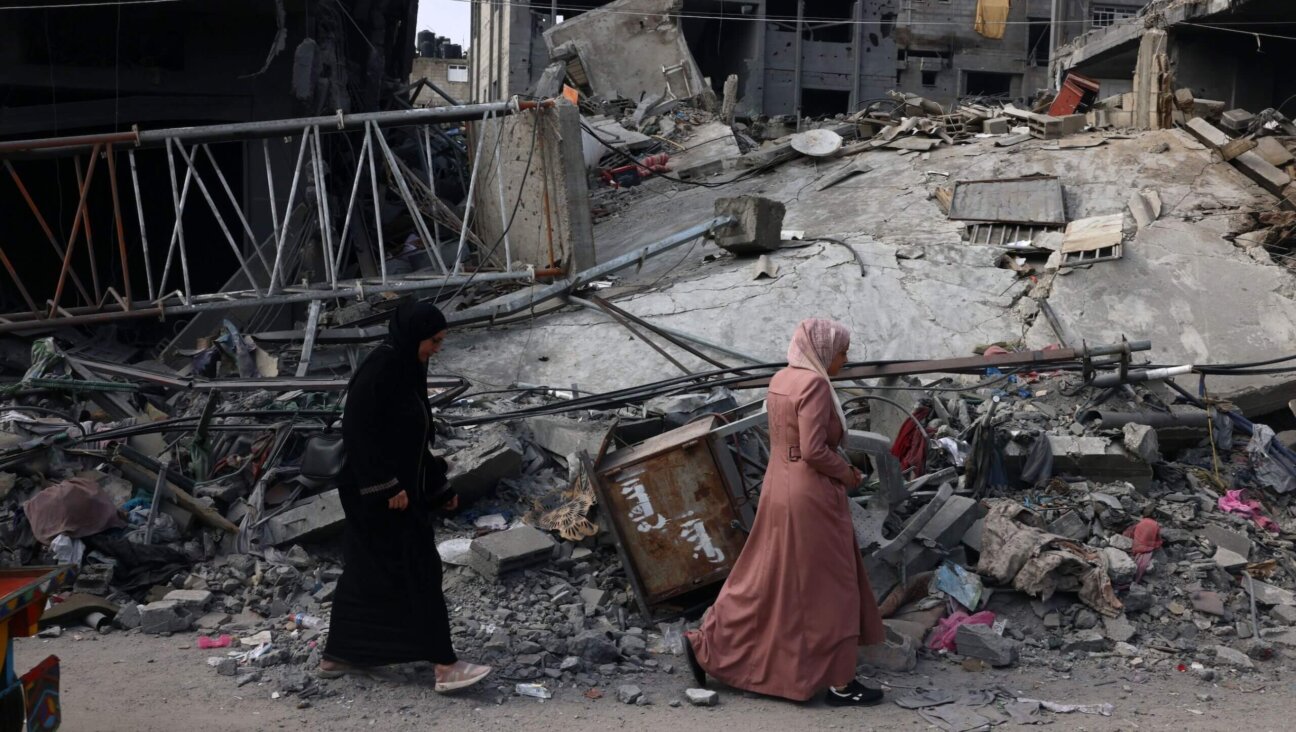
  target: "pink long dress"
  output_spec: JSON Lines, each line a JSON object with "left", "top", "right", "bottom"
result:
{"left": 686, "top": 366, "right": 885, "bottom": 701}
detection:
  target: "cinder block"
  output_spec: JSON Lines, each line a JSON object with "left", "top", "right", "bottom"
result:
{"left": 713, "top": 196, "right": 786, "bottom": 255}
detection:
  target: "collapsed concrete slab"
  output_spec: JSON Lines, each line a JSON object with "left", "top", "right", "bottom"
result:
{"left": 264, "top": 489, "right": 345, "bottom": 546}
{"left": 543, "top": 0, "right": 706, "bottom": 106}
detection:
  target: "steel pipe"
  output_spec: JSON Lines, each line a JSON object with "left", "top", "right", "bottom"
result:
{"left": 1, "top": 101, "right": 549, "bottom": 157}
{"left": 0, "top": 268, "right": 564, "bottom": 333}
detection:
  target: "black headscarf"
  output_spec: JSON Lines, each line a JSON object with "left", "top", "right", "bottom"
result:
{"left": 384, "top": 299, "right": 448, "bottom": 388}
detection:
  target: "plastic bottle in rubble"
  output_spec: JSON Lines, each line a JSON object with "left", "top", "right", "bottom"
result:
{"left": 291, "top": 613, "right": 326, "bottom": 629}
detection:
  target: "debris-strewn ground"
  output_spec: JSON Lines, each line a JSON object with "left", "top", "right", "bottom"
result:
{"left": 19, "top": 628, "right": 1293, "bottom": 732}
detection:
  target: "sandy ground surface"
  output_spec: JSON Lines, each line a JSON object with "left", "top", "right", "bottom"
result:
{"left": 17, "top": 629, "right": 1295, "bottom": 732}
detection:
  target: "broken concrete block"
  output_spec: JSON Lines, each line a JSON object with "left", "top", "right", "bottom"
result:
{"left": 955, "top": 624, "right": 1019, "bottom": 667}
{"left": 1255, "top": 136, "right": 1295, "bottom": 167}
{"left": 139, "top": 600, "right": 191, "bottom": 634}
{"left": 983, "top": 117, "right": 1009, "bottom": 134}
{"left": 1103, "top": 614, "right": 1136, "bottom": 643}
{"left": 114, "top": 602, "right": 142, "bottom": 630}
{"left": 1270, "top": 605, "right": 1296, "bottom": 625}
{"left": 617, "top": 684, "right": 643, "bottom": 704}
{"left": 1248, "top": 579, "right": 1296, "bottom": 607}
{"left": 196, "top": 612, "right": 231, "bottom": 631}
{"left": 216, "top": 657, "right": 239, "bottom": 676}
{"left": 572, "top": 630, "right": 620, "bottom": 664}
{"left": 712, "top": 196, "right": 786, "bottom": 255}
{"left": 1047, "top": 510, "right": 1090, "bottom": 542}
{"left": 163, "top": 589, "right": 213, "bottom": 610}
{"left": 523, "top": 416, "right": 609, "bottom": 459}
{"left": 1102, "top": 547, "right": 1136, "bottom": 585}
{"left": 918, "top": 496, "right": 981, "bottom": 550}
{"left": 1185, "top": 117, "right": 1292, "bottom": 195}
{"left": 858, "top": 623, "right": 917, "bottom": 672}
{"left": 1221, "top": 108, "right": 1255, "bottom": 133}
{"left": 1191, "top": 590, "right": 1226, "bottom": 617}
{"left": 1213, "top": 547, "right": 1249, "bottom": 572}
{"left": 1047, "top": 434, "right": 1153, "bottom": 489}
{"left": 469, "top": 525, "right": 557, "bottom": 578}
{"left": 685, "top": 688, "right": 719, "bottom": 707}
{"left": 1122, "top": 423, "right": 1160, "bottom": 463}
{"left": 448, "top": 439, "right": 524, "bottom": 503}
{"left": 1062, "top": 628, "right": 1109, "bottom": 654}
{"left": 580, "top": 587, "right": 610, "bottom": 612}
{"left": 1213, "top": 645, "right": 1254, "bottom": 669}
{"left": 264, "top": 489, "right": 344, "bottom": 546}
{"left": 1174, "top": 88, "right": 1195, "bottom": 111}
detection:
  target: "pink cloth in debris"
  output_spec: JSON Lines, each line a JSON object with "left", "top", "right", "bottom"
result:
{"left": 1123, "top": 517, "right": 1163, "bottom": 584}
{"left": 1219, "top": 489, "right": 1280, "bottom": 534}
{"left": 22, "top": 476, "right": 125, "bottom": 545}
{"left": 927, "top": 610, "right": 996, "bottom": 652}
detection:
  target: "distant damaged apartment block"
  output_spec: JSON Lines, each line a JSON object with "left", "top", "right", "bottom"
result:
{"left": 470, "top": 0, "right": 1150, "bottom": 114}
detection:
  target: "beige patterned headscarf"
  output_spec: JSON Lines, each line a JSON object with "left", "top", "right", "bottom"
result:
{"left": 786, "top": 318, "right": 851, "bottom": 432}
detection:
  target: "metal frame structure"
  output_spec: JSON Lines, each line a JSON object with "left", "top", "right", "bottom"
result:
{"left": 0, "top": 99, "right": 559, "bottom": 333}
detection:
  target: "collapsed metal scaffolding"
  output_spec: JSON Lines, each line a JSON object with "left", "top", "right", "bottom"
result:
{"left": 0, "top": 99, "right": 561, "bottom": 334}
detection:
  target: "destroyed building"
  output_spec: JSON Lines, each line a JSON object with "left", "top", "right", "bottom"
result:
{"left": 8, "top": 0, "right": 1296, "bottom": 727}
{"left": 470, "top": 0, "right": 1152, "bottom": 114}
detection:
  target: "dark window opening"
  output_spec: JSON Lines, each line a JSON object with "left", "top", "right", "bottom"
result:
{"left": 1092, "top": 4, "right": 1139, "bottom": 28}
{"left": 921, "top": 70, "right": 937, "bottom": 87}
{"left": 807, "top": 23, "right": 851, "bottom": 43}
{"left": 965, "top": 71, "right": 1014, "bottom": 98}
{"left": 800, "top": 88, "right": 850, "bottom": 116}
{"left": 880, "top": 12, "right": 896, "bottom": 38}
{"left": 1027, "top": 18, "right": 1050, "bottom": 66}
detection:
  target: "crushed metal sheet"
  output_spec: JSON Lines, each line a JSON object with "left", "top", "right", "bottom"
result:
{"left": 947, "top": 176, "right": 1067, "bottom": 226}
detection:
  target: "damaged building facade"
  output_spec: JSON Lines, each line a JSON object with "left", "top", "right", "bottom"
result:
{"left": 470, "top": 0, "right": 1151, "bottom": 115}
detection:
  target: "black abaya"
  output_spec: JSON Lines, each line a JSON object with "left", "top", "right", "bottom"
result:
{"left": 323, "top": 300, "right": 457, "bottom": 667}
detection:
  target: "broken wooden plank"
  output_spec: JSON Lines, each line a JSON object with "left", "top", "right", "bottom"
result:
{"left": 1061, "top": 214, "right": 1124, "bottom": 254}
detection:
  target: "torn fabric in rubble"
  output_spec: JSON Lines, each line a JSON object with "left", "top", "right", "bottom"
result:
{"left": 976, "top": 499, "right": 1122, "bottom": 617}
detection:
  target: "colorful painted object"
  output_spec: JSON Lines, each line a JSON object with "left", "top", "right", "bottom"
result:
{"left": 0, "top": 566, "right": 76, "bottom": 731}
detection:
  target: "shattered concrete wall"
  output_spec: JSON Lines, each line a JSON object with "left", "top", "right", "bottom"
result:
{"left": 470, "top": 103, "right": 597, "bottom": 274}
{"left": 543, "top": 0, "right": 707, "bottom": 104}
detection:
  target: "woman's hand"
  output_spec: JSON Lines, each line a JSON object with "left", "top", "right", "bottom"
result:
{"left": 388, "top": 490, "right": 409, "bottom": 511}
{"left": 851, "top": 467, "right": 864, "bottom": 487}
{"left": 442, "top": 495, "right": 460, "bottom": 512}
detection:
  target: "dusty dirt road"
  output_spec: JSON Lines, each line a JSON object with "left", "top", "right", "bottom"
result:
{"left": 15, "top": 630, "right": 1291, "bottom": 732}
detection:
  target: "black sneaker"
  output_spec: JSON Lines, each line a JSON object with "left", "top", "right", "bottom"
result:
{"left": 683, "top": 639, "right": 707, "bottom": 688}
{"left": 825, "top": 680, "right": 884, "bottom": 707}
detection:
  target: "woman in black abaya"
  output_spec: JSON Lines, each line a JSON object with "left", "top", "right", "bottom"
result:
{"left": 319, "top": 299, "right": 491, "bottom": 692}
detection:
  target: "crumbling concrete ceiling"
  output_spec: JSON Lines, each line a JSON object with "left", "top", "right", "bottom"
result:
{"left": 438, "top": 129, "right": 1295, "bottom": 409}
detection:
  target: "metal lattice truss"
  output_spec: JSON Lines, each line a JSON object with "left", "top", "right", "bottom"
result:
{"left": 0, "top": 100, "right": 559, "bottom": 333}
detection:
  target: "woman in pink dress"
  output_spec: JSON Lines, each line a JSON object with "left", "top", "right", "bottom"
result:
{"left": 684, "top": 318, "right": 886, "bottom": 706}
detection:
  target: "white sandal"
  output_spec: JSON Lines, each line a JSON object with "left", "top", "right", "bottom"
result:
{"left": 434, "top": 662, "right": 493, "bottom": 693}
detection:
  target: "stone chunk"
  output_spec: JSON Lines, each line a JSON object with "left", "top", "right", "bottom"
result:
{"left": 983, "top": 118, "right": 1009, "bottom": 134}
{"left": 1221, "top": 108, "right": 1255, "bottom": 133}
{"left": 1102, "top": 547, "right": 1136, "bottom": 585}
{"left": 857, "top": 623, "right": 917, "bottom": 672}
{"left": 163, "top": 589, "right": 213, "bottom": 610}
{"left": 1248, "top": 579, "right": 1296, "bottom": 607}
{"left": 469, "top": 525, "right": 557, "bottom": 578}
{"left": 1213, "top": 645, "right": 1254, "bottom": 669}
{"left": 264, "top": 489, "right": 345, "bottom": 546}
{"left": 448, "top": 438, "right": 524, "bottom": 502}
{"left": 572, "top": 630, "right": 620, "bottom": 664}
{"left": 523, "top": 416, "right": 610, "bottom": 458}
{"left": 955, "top": 624, "right": 1019, "bottom": 667}
{"left": 1062, "top": 628, "right": 1109, "bottom": 654}
{"left": 685, "top": 688, "right": 719, "bottom": 707}
{"left": 114, "top": 602, "right": 142, "bottom": 630}
{"left": 1122, "top": 423, "right": 1160, "bottom": 463}
{"left": 1103, "top": 614, "right": 1137, "bottom": 643}
{"left": 216, "top": 658, "right": 238, "bottom": 676}
{"left": 1191, "top": 590, "right": 1226, "bottom": 617}
{"left": 918, "top": 496, "right": 981, "bottom": 550}
{"left": 1256, "top": 137, "right": 1295, "bottom": 168}
{"left": 617, "top": 684, "right": 644, "bottom": 704}
{"left": 581, "top": 587, "right": 610, "bottom": 612}
{"left": 1203, "top": 524, "right": 1252, "bottom": 561}
{"left": 1047, "top": 510, "right": 1089, "bottom": 542}
{"left": 139, "top": 600, "right": 191, "bottom": 634}
{"left": 1270, "top": 605, "right": 1296, "bottom": 625}
{"left": 713, "top": 196, "right": 786, "bottom": 255}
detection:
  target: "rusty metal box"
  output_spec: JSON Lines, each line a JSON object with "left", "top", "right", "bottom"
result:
{"left": 589, "top": 415, "right": 750, "bottom": 620}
